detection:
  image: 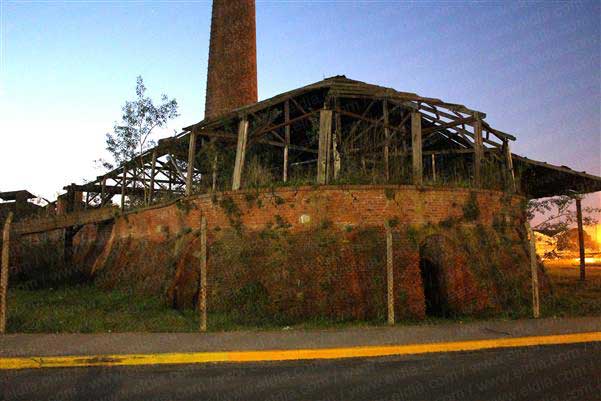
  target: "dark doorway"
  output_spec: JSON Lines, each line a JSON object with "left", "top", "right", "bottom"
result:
{"left": 420, "top": 236, "right": 449, "bottom": 317}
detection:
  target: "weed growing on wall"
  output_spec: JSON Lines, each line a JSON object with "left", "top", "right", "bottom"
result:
{"left": 462, "top": 192, "right": 480, "bottom": 221}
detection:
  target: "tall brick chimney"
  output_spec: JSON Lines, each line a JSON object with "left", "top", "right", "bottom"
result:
{"left": 204, "top": 0, "right": 257, "bottom": 119}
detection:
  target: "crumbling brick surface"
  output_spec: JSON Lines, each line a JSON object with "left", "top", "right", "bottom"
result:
{"left": 17, "top": 186, "right": 540, "bottom": 322}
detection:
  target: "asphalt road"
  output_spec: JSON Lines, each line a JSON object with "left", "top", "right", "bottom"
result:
{"left": 2, "top": 343, "right": 600, "bottom": 401}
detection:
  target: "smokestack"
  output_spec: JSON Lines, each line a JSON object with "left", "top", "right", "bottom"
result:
{"left": 205, "top": 0, "right": 257, "bottom": 119}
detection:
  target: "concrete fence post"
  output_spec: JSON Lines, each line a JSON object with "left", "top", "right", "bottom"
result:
{"left": 1, "top": 212, "right": 14, "bottom": 334}
{"left": 385, "top": 223, "right": 395, "bottom": 325}
{"left": 199, "top": 215, "right": 208, "bottom": 332}
{"left": 524, "top": 222, "right": 540, "bottom": 318}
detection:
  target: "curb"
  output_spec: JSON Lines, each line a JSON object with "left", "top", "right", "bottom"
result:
{"left": 1, "top": 332, "right": 600, "bottom": 371}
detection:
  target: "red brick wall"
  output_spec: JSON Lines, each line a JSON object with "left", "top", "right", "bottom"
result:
{"left": 69, "top": 185, "right": 538, "bottom": 323}
{"left": 101, "top": 185, "right": 522, "bottom": 240}
{"left": 205, "top": 0, "right": 257, "bottom": 119}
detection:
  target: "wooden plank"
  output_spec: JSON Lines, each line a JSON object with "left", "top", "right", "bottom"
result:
{"left": 283, "top": 100, "right": 290, "bottom": 182}
{"left": 14, "top": 208, "right": 116, "bottom": 236}
{"left": 411, "top": 112, "right": 422, "bottom": 185}
{"left": 317, "top": 109, "right": 333, "bottom": 185}
{"left": 432, "top": 154, "right": 437, "bottom": 182}
{"left": 524, "top": 222, "right": 540, "bottom": 318}
{"left": 199, "top": 215, "right": 208, "bottom": 332}
{"left": 0, "top": 212, "right": 13, "bottom": 334}
{"left": 386, "top": 224, "right": 394, "bottom": 325}
{"left": 576, "top": 198, "right": 586, "bottom": 281}
{"left": 473, "top": 119, "right": 483, "bottom": 187}
{"left": 232, "top": 118, "right": 249, "bottom": 190}
{"left": 185, "top": 131, "right": 197, "bottom": 196}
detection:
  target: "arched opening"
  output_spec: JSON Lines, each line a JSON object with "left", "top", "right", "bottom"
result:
{"left": 419, "top": 235, "right": 450, "bottom": 317}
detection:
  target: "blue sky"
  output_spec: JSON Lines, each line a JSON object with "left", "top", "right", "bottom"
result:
{"left": 1, "top": 0, "right": 599, "bottom": 210}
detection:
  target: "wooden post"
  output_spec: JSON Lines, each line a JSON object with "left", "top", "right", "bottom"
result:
{"left": 149, "top": 150, "right": 157, "bottom": 204}
{"left": 120, "top": 166, "right": 127, "bottom": 210}
{"left": 473, "top": 118, "right": 483, "bottom": 188}
{"left": 576, "top": 198, "right": 586, "bottom": 281}
{"left": 431, "top": 154, "right": 437, "bottom": 182}
{"left": 0, "top": 212, "right": 13, "bottom": 334}
{"left": 212, "top": 154, "right": 218, "bottom": 192}
{"left": 503, "top": 140, "right": 516, "bottom": 193}
{"left": 333, "top": 108, "right": 342, "bottom": 180}
{"left": 325, "top": 112, "right": 333, "bottom": 184}
{"left": 186, "top": 131, "right": 197, "bottom": 196}
{"left": 283, "top": 100, "right": 290, "bottom": 183}
{"left": 385, "top": 223, "right": 395, "bottom": 325}
{"left": 317, "top": 109, "right": 333, "bottom": 185}
{"left": 199, "top": 215, "right": 208, "bottom": 332}
{"left": 383, "top": 100, "right": 390, "bottom": 182}
{"left": 411, "top": 111, "right": 422, "bottom": 185}
{"left": 525, "top": 222, "right": 540, "bottom": 318}
{"left": 101, "top": 177, "right": 106, "bottom": 205}
{"left": 232, "top": 118, "right": 249, "bottom": 191}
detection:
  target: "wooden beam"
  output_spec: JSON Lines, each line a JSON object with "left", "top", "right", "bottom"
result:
{"left": 101, "top": 177, "right": 106, "bottom": 205}
{"left": 283, "top": 100, "right": 290, "bottom": 182}
{"left": 411, "top": 112, "right": 422, "bottom": 185}
{"left": 333, "top": 106, "right": 342, "bottom": 180}
{"left": 473, "top": 118, "right": 483, "bottom": 187}
{"left": 0, "top": 212, "right": 13, "bottom": 334}
{"left": 169, "top": 155, "right": 187, "bottom": 184}
{"left": 504, "top": 140, "right": 516, "bottom": 193}
{"left": 576, "top": 198, "right": 586, "bottom": 281}
{"left": 232, "top": 118, "right": 249, "bottom": 190}
{"left": 186, "top": 131, "right": 197, "bottom": 196}
{"left": 337, "top": 109, "right": 403, "bottom": 134}
{"left": 251, "top": 110, "right": 317, "bottom": 139}
{"left": 421, "top": 116, "right": 478, "bottom": 135}
{"left": 317, "top": 109, "right": 333, "bottom": 185}
{"left": 212, "top": 154, "right": 218, "bottom": 192}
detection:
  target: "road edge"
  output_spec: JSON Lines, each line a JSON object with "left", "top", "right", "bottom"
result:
{"left": 1, "top": 332, "right": 600, "bottom": 370}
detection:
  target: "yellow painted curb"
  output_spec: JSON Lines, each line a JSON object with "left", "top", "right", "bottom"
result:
{"left": 1, "top": 332, "right": 600, "bottom": 370}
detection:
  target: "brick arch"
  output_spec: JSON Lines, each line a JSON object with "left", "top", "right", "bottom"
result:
{"left": 419, "top": 234, "right": 454, "bottom": 317}
{"left": 419, "top": 233, "right": 489, "bottom": 317}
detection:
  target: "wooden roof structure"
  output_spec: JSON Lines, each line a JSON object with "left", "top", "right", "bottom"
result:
{"left": 66, "top": 76, "right": 601, "bottom": 209}
{"left": 0, "top": 190, "right": 36, "bottom": 202}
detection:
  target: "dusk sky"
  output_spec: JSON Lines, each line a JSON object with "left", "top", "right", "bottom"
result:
{"left": 1, "top": 0, "right": 599, "bottom": 210}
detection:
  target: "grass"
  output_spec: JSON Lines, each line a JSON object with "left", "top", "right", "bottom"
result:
{"left": 541, "top": 262, "right": 601, "bottom": 318}
{"left": 6, "top": 263, "right": 600, "bottom": 333}
{"left": 7, "top": 284, "right": 199, "bottom": 333}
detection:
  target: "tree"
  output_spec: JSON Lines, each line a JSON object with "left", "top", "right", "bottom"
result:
{"left": 527, "top": 195, "right": 600, "bottom": 235}
{"left": 99, "top": 76, "right": 179, "bottom": 205}
{"left": 101, "top": 76, "right": 179, "bottom": 169}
